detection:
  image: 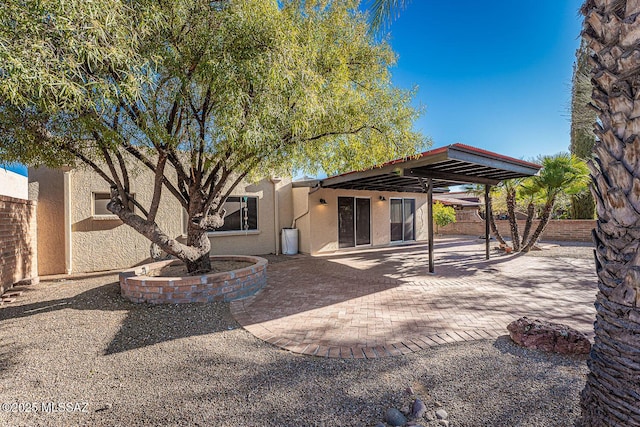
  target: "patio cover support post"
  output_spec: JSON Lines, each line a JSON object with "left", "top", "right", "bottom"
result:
{"left": 427, "top": 178, "right": 435, "bottom": 273}
{"left": 485, "top": 184, "right": 491, "bottom": 260}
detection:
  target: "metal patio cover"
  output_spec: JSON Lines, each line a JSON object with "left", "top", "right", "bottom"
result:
{"left": 320, "top": 143, "right": 541, "bottom": 192}
{"left": 316, "top": 143, "right": 542, "bottom": 273}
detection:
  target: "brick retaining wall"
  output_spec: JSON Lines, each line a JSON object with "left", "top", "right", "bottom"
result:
{"left": 0, "top": 195, "right": 38, "bottom": 295}
{"left": 440, "top": 219, "right": 596, "bottom": 243}
{"left": 119, "top": 255, "right": 267, "bottom": 304}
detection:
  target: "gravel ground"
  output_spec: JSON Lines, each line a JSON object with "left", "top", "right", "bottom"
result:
{"left": 0, "top": 246, "right": 592, "bottom": 427}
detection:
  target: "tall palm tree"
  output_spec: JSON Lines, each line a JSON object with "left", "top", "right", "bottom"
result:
{"left": 578, "top": 1, "right": 640, "bottom": 425}
{"left": 372, "top": 1, "right": 640, "bottom": 423}
{"left": 503, "top": 178, "right": 523, "bottom": 251}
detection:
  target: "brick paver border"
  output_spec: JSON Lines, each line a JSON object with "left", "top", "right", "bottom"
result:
{"left": 231, "top": 298, "right": 504, "bottom": 358}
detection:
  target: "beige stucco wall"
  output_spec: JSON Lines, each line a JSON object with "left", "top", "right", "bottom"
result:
{"left": 206, "top": 177, "right": 293, "bottom": 256}
{"left": 30, "top": 163, "right": 294, "bottom": 273}
{"left": 291, "top": 187, "right": 312, "bottom": 254}
{"left": 29, "top": 168, "right": 65, "bottom": 275}
{"left": 296, "top": 187, "right": 429, "bottom": 254}
{"left": 68, "top": 166, "right": 185, "bottom": 273}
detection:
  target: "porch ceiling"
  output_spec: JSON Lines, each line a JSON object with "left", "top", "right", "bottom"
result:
{"left": 318, "top": 143, "right": 541, "bottom": 192}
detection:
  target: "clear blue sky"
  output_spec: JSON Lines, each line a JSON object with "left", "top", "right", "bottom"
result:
{"left": 384, "top": 0, "right": 584, "bottom": 161}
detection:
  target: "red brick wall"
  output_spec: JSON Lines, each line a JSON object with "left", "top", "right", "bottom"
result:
{"left": 0, "top": 195, "right": 38, "bottom": 294}
{"left": 440, "top": 219, "right": 595, "bottom": 242}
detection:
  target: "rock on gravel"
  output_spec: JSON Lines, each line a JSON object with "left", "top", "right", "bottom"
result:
{"left": 507, "top": 317, "right": 591, "bottom": 355}
{"left": 385, "top": 408, "right": 408, "bottom": 426}
{"left": 411, "top": 398, "right": 427, "bottom": 419}
{"left": 436, "top": 409, "right": 448, "bottom": 420}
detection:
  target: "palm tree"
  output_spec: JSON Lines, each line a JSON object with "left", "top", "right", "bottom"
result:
{"left": 578, "top": 2, "right": 640, "bottom": 425}
{"left": 368, "top": 0, "right": 410, "bottom": 30}
{"left": 516, "top": 178, "right": 539, "bottom": 248}
{"left": 503, "top": 178, "right": 523, "bottom": 251}
{"left": 520, "top": 154, "right": 589, "bottom": 252}
{"left": 370, "top": 2, "right": 640, "bottom": 421}
{"left": 465, "top": 183, "right": 508, "bottom": 246}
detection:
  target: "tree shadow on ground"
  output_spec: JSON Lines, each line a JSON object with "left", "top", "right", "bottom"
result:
{"left": 317, "top": 237, "right": 522, "bottom": 279}
{"left": 0, "top": 280, "right": 237, "bottom": 355}
{"left": 88, "top": 338, "right": 586, "bottom": 426}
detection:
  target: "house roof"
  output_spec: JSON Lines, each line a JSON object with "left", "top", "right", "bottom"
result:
{"left": 315, "top": 143, "right": 541, "bottom": 192}
{"left": 433, "top": 195, "right": 481, "bottom": 207}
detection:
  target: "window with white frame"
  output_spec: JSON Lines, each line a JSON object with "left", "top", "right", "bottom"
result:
{"left": 93, "top": 192, "right": 135, "bottom": 217}
{"left": 182, "top": 196, "right": 259, "bottom": 234}
{"left": 213, "top": 196, "right": 258, "bottom": 232}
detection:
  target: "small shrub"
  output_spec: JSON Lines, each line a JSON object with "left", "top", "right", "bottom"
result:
{"left": 433, "top": 202, "right": 457, "bottom": 228}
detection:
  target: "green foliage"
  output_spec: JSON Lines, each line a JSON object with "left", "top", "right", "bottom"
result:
{"left": 432, "top": 202, "right": 456, "bottom": 228}
{"left": 569, "top": 38, "right": 596, "bottom": 219}
{"left": 570, "top": 193, "right": 596, "bottom": 219}
{"left": 570, "top": 38, "right": 596, "bottom": 159}
{"left": 368, "top": 0, "right": 411, "bottom": 31}
{"left": 0, "top": 0, "right": 425, "bottom": 174}
{"left": 0, "top": 0, "right": 425, "bottom": 265}
{"left": 530, "top": 153, "right": 590, "bottom": 201}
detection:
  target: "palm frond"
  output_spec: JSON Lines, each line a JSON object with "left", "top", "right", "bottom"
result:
{"left": 368, "top": 0, "right": 410, "bottom": 32}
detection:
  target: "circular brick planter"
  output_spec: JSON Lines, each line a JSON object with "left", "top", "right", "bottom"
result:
{"left": 119, "top": 255, "right": 267, "bottom": 304}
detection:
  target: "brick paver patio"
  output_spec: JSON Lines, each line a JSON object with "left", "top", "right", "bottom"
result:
{"left": 231, "top": 236, "right": 597, "bottom": 359}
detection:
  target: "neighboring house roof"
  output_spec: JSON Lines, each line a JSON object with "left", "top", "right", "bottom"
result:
{"left": 433, "top": 195, "right": 481, "bottom": 207}
{"left": 316, "top": 143, "right": 541, "bottom": 193}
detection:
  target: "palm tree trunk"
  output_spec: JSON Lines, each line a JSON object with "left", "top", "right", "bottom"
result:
{"left": 488, "top": 211, "right": 507, "bottom": 246}
{"left": 521, "top": 198, "right": 554, "bottom": 253}
{"left": 578, "top": 1, "right": 640, "bottom": 425}
{"left": 520, "top": 201, "right": 535, "bottom": 247}
{"left": 506, "top": 188, "right": 520, "bottom": 251}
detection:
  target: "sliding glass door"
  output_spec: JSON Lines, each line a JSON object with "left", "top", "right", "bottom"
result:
{"left": 338, "top": 197, "right": 371, "bottom": 248}
{"left": 390, "top": 198, "right": 415, "bottom": 242}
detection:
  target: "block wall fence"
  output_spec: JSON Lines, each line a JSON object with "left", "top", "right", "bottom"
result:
{"left": 439, "top": 218, "right": 596, "bottom": 243}
{"left": 0, "top": 195, "right": 38, "bottom": 295}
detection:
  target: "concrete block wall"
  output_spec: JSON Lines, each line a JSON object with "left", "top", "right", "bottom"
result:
{"left": 0, "top": 195, "right": 38, "bottom": 294}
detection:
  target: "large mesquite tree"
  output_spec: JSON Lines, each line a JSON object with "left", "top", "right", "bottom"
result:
{"left": 0, "top": 0, "right": 424, "bottom": 273}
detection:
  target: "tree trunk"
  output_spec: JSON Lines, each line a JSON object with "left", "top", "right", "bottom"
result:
{"left": 520, "top": 201, "right": 535, "bottom": 247}
{"left": 184, "top": 225, "right": 211, "bottom": 273}
{"left": 184, "top": 198, "right": 214, "bottom": 274}
{"left": 578, "top": 1, "right": 640, "bottom": 425}
{"left": 107, "top": 196, "right": 213, "bottom": 274}
{"left": 488, "top": 212, "right": 507, "bottom": 246}
{"left": 521, "top": 198, "right": 554, "bottom": 253}
{"left": 506, "top": 188, "right": 520, "bottom": 251}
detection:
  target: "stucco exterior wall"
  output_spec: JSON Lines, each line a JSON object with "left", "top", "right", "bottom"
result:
{"left": 291, "top": 187, "right": 311, "bottom": 254}
{"left": 68, "top": 166, "right": 185, "bottom": 273}
{"left": 30, "top": 164, "right": 294, "bottom": 273}
{"left": 206, "top": 177, "right": 293, "bottom": 256}
{"left": 303, "top": 188, "right": 429, "bottom": 254}
{"left": 29, "top": 168, "right": 65, "bottom": 275}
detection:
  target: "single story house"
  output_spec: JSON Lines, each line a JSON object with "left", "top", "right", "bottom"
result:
{"left": 28, "top": 144, "right": 540, "bottom": 275}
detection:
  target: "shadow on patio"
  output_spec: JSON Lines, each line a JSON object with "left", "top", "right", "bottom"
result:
{"left": 231, "top": 236, "right": 597, "bottom": 358}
